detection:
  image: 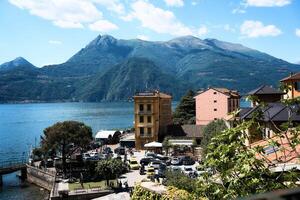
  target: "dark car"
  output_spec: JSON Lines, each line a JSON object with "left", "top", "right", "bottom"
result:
{"left": 114, "top": 147, "right": 125, "bottom": 155}
{"left": 140, "top": 157, "right": 153, "bottom": 166}
{"left": 181, "top": 156, "right": 195, "bottom": 165}
{"left": 103, "top": 147, "right": 113, "bottom": 154}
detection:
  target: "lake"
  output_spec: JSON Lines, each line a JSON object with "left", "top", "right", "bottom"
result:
{"left": 0, "top": 102, "right": 135, "bottom": 200}
{"left": 0, "top": 100, "right": 248, "bottom": 199}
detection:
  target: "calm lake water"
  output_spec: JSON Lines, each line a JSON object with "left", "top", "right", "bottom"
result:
{"left": 0, "top": 102, "right": 135, "bottom": 200}
{"left": 0, "top": 100, "right": 247, "bottom": 199}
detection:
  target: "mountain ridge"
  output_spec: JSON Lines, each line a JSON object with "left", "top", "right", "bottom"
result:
{"left": 0, "top": 35, "right": 299, "bottom": 102}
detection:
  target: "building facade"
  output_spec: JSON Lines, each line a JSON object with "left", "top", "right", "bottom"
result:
{"left": 246, "top": 85, "right": 284, "bottom": 107}
{"left": 280, "top": 72, "right": 300, "bottom": 99}
{"left": 134, "top": 91, "right": 172, "bottom": 150}
{"left": 195, "top": 88, "right": 240, "bottom": 125}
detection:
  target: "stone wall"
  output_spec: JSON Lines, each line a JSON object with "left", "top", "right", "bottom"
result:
{"left": 26, "top": 164, "right": 55, "bottom": 191}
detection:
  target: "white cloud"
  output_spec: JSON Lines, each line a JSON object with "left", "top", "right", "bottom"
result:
{"left": 53, "top": 20, "right": 84, "bottom": 28}
{"left": 89, "top": 20, "right": 118, "bottom": 32}
{"left": 164, "top": 0, "right": 184, "bottom": 7}
{"left": 48, "top": 40, "right": 62, "bottom": 45}
{"left": 245, "top": 0, "right": 291, "bottom": 7}
{"left": 137, "top": 35, "right": 149, "bottom": 40}
{"left": 92, "top": 0, "right": 125, "bottom": 14}
{"left": 197, "top": 26, "right": 208, "bottom": 37}
{"left": 240, "top": 20, "right": 282, "bottom": 38}
{"left": 125, "top": 0, "right": 193, "bottom": 36}
{"left": 224, "top": 24, "right": 236, "bottom": 32}
{"left": 232, "top": 7, "right": 246, "bottom": 14}
{"left": 296, "top": 29, "right": 300, "bottom": 37}
{"left": 9, "top": 0, "right": 102, "bottom": 29}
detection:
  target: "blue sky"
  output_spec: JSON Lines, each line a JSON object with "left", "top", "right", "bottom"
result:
{"left": 0, "top": 0, "right": 299, "bottom": 67}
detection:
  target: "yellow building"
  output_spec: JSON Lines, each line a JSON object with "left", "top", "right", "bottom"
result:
{"left": 133, "top": 91, "right": 172, "bottom": 150}
{"left": 281, "top": 72, "right": 300, "bottom": 99}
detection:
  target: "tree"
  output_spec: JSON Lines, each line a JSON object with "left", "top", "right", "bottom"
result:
{"left": 197, "top": 119, "right": 298, "bottom": 199}
{"left": 164, "top": 170, "right": 198, "bottom": 193}
{"left": 200, "top": 119, "right": 227, "bottom": 157}
{"left": 96, "top": 158, "right": 128, "bottom": 186}
{"left": 173, "top": 90, "right": 196, "bottom": 125}
{"left": 108, "top": 131, "right": 122, "bottom": 144}
{"left": 41, "top": 121, "right": 93, "bottom": 175}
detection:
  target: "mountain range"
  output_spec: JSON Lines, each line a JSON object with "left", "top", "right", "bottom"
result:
{"left": 1, "top": 35, "right": 299, "bottom": 103}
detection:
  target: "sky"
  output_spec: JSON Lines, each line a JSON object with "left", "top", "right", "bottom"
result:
{"left": 0, "top": 0, "right": 299, "bottom": 67}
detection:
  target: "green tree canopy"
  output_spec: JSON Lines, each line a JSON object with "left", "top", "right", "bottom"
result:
{"left": 96, "top": 158, "right": 128, "bottom": 185}
{"left": 201, "top": 119, "right": 227, "bottom": 157}
{"left": 41, "top": 121, "right": 93, "bottom": 175}
{"left": 196, "top": 119, "right": 298, "bottom": 199}
{"left": 164, "top": 170, "right": 198, "bottom": 193}
{"left": 173, "top": 90, "right": 196, "bottom": 125}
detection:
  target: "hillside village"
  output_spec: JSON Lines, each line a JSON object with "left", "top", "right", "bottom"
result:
{"left": 17, "top": 71, "right": 300, "bottom": 200}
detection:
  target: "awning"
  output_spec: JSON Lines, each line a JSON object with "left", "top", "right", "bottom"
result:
{"left": 144, "top": 141, "right": 162, "bottom": 148}
{"left": 168, "top": 139, "right": 194, "bottom": 146}
{"left": 95, "top": 130, "right": 116, "bottom": 139}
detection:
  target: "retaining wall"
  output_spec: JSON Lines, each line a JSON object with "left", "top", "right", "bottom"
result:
{"left": 26, "top": 164, "right": 55, "bottom": 191}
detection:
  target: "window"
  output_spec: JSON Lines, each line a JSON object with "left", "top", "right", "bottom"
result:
{"left": 214, "top": 108, "right": 217, "bottom": 111}
{"left": 140, "top": 127, "right": 144, "bottom": 135}
{"left": 214, "top": 100, "right": 217, "bottom": 103}
{"left": 139, "top": 104, "right": 144, "bottom": 111}
{"left": 147, "top": 104, "right": 151, "bottom": 111}
{"left": 139, "top": 116, "right": 144, "bottom": 123}
{"left": 147, "top": 116, "right": 152, "bottom": 123}
{"left": 147, "top": 128, "right": 152, "bottom": 135}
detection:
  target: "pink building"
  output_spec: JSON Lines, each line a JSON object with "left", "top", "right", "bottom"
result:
{"left": 195, "top": 88, "right": 240, "bottom": 125}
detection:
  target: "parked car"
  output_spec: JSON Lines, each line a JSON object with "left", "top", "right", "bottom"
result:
{"left": 114, "top": 147, "right": 125, "bottom": 155}
{"left": 140, "top": 164, "right": 145, "bottom": 175}
{"left": 129, "top": 157, "right": 140, "bottom": 170}
{"left": 103, "top": 147, "right": 113, "bottom": 154}
{"left": 140, "top": 157, "right": 153, "bottom": 166}
{"left": 181, "top": 156, "right": 195, "bottom": 165}
{"left": 46, "top": 158, "right": 54, "bottom": 167}
{"left": 182, "top": 167, "right": 194, "bottom": 176}
{"left": 171, "top": 157, "right": 181, "bottom": 165}
{"left": 148, "top": 160, "right": 161, "bottom": 169}
{"left": 170, "top": 166, "right": 181, "bottom": 172}
{"left": 89, "top": 152, "right": 100, "bottom": 160}
{"left": 146, "top": 166, "right": 155, "bottom": 178}
{"left": 145, "top": 152, "right": 156, "bottom": 158}
{"left": 83, "top": 153, "right": 91, "bottom": 161}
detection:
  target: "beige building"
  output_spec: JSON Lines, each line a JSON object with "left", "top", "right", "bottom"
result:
{"left": 134, "top": 91, "right": 172, "bottom": 150}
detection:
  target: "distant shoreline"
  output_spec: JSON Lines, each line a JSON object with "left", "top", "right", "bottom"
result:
{"left": 0, "top": 99, "right": 134, "bottom": 105}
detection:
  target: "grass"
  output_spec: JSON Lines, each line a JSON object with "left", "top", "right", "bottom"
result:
{"left": 68, "top": 180, "right": 117, "bottom": 191}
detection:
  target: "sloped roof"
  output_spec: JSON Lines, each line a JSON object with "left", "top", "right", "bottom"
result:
{"left": 251, "top": 132, "right": 300, "bottom": 164}
{"left": 196, "top": 87, "right": 240, "bottom": 98}
{"left": 247, "top": 85, "right": 284, "bottom": 95}
{"left": 167, "top": 124, "right": 204, "bottom": 138}
{"left": 281, "top": 72, "right": 300, "bottom": 82}
{"left": 95, "top": 130, "right": 116, "bottom": 139}
{"left": 240, "top": 103, "right": 300, "bottom": 122}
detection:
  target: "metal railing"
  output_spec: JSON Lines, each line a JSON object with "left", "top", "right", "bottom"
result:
{"left": 0, "top": 159, "right": 26, "bottom": 169}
